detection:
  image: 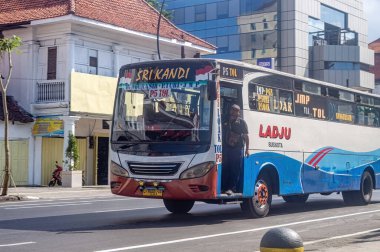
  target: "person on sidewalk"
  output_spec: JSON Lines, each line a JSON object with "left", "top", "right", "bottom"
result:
{"left": 222, "top": 104, "right": 250, "bottom": 195}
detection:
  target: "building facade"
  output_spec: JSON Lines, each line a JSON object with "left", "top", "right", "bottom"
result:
{"left": 0, "top": 0, "right": 215, "bottom": 186}
{"left": 369, "top": 39, "right": 380, "bottom": 94}
{"left": 165, "top": 0, "right": 375, "bottom": 91}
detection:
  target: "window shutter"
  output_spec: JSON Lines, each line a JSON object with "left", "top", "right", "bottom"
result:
{"left": 47, "top": 47, "right": 57, "bottom": 80}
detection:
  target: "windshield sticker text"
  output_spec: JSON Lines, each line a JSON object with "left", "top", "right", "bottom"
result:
{"left": 119, "top": 81, "right": 207, "bottom": 91}
{"left": 149, "top": 88, "right": 171, "bottom": 99}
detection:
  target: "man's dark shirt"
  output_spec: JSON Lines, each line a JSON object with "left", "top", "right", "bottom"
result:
{"left": 222, "top": 117, "right": 248, "bottom": 148}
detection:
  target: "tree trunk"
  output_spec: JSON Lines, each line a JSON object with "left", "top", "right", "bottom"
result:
{"left": 0, "top": 37, "right": 20, "bottom": 196}
{"left": 1, "top": 91, "right": 10, "bottom": 196}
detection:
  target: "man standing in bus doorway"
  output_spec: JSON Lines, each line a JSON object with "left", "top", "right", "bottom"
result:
{"left": 222, "top": 104, "right": 249, "bottom": 195}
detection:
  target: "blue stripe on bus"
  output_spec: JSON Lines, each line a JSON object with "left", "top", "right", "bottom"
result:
{"left": 238, "top": 148, "right": 380, "bottom": 197}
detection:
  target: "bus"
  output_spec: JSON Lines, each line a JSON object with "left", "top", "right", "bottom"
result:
{"left": 110, "top": 58, "right": 380, "bottom": 218}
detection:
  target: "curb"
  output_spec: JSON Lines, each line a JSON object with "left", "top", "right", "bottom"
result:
{"left": 0, "top": 195, "right": 40, "bottom": 202}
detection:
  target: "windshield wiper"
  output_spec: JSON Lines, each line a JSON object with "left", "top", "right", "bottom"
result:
{"left": 113, "top": 140, "right": 163, "bottom": 150}
{"left": 118, "top": 143, "right": 140, "bottom": 149}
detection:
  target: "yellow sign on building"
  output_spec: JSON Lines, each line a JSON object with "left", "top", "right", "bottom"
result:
{"left": 32, "top": 117, "right": 64, "bottom": 136}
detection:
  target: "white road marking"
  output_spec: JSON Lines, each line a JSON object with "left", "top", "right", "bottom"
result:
{"left": 95, "top": 209, "right": 380, "bottom": 252}
{"left": 303, "top": 227, "right": 380, "bottom": 245}
{"left": 0, "top": 241, "right": 36, "bottom": 247}
{"left": 5, "top": 203, "right": 92, "bottom": 210}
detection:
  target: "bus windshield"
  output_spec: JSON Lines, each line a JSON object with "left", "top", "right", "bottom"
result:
{"left": 112, "top": 61, "right": 214, "bottom": 155}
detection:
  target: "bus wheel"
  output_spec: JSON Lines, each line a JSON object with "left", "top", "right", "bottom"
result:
{"left": 342, "top": 171, "right": 373, "bottom": 205}
{"left": 242, "top": 174, "right": 272, "bottom": 218}
{"left": 282, "top": 194, "right": 309, "bottom": 203}
{"left": 163, "top": 199, "right": 195, "bottom": 214}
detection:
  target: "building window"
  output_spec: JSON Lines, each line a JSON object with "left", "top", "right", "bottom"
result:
{"left": 89, "top": 49, "right": 98, "bottom": 75}
{"left": 173, "top": 8, "right": 185, "bottom": 24}
{"left": 251, "top": 34, "right": 257, "bottom": 42}
{"left": 321, "top": 4, "right": 346, "bottom": 29}
{"left": 251, "top": 49, "right": 256, "bottom": 58}
{"left": 217, "top": 1, "right": 229, "bottom": 19}
{"left": 47, "top": 47, "right": 57, "bottom": 80}
{"left": 263, "top": 18, "right": 268, "bottom": 29}
{"left": 324, "top": 61, "right": 363, "bottom": 71}
{"left": 195, "top": 4, "right": 206, "bottom": 22}
{"left": 251, "top": 23, "right": 256, "bottom": 30}
{"left": 240, "top": 0, "right": 277, "bottom": 16}
{"left": 217, "top": 36, "right": 229, "bottom": 53}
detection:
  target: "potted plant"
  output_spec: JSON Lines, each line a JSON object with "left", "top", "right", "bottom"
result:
{"left": 61, "top": 132, "right": 82, "bottom": 187}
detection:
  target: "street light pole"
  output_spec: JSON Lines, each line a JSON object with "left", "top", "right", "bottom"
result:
{"left": 156, "top": 0, "right": 166, "bottom": 60}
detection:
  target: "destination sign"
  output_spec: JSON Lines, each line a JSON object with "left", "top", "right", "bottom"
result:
{"left": 256, "top": 85, "right": 293, "bottom": 114}
{"left": 220, "top": 63, "right": 243, "bottom": 80}
{"left": 330, "top": 101, "right": 355, "bottom": 123}
{"left": 294, "top": 92, "right": 327, "bottom": 120}
{"left": 257, "top": 86, "right": 275, "bottom": 112}
{"left": 119, "top": 61, "right": 215, "bottom": 85}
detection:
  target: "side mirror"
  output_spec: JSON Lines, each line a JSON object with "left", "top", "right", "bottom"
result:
{"left": 207, "top": 80, "right": 217, "bottom": 101}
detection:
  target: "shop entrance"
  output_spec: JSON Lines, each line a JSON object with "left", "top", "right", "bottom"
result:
{"left": 96, "top": 137, "right": 109, "bottom": 185}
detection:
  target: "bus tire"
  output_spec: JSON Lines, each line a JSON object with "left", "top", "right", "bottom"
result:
{"left": 282, "top": 194, "right": 309, "bottom": 203}
{"left": 342, "top": 171, "right": 373, "bottom": 205}
{"left": 240, "top": 202, "right": 249, "bottom": 213}
{"left": 163, "top": 199, "right": 195, "bottom": 214}
{"left": 242, "top": 173, "right": 272, "bottom": 218}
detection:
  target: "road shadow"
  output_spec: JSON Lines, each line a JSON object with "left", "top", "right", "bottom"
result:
{"left": 0, "top": 197, "right": 380, "bottom": 234}
{"left": 350, "top": 229, "right": 380, "bottom": 244}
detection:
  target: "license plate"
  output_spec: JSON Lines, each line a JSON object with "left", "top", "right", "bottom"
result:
{"left": 142, "top": 189, "right": 163, "bottom": 197}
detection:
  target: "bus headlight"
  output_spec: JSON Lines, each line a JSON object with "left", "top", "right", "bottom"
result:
{"left": 180, "top": 162, "right": 215, "bottom": 180}
{"left": 111, "top": 161, "right": 129, "bottom": 178}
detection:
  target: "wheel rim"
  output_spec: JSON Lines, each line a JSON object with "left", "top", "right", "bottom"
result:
{"left": 254, "top": 180, "right": 269, "bottom": 209}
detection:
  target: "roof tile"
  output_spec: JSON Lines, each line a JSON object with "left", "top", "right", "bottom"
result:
{"left": 0, "top": 0, "right": 215, "bottom": 50}
{"left": 0, "top": 95, "right": 34, "bottom": 123}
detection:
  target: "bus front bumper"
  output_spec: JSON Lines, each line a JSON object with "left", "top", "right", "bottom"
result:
{"left": 110, "top": 165, "right": 218, "bottom": 200}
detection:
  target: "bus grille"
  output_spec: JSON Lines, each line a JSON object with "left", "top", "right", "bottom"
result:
{"left": 127, "top": 162, "right": 182, "bottom": 176}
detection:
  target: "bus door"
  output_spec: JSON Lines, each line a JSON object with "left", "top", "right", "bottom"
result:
{"left": 219, "top": 83, "right": 244, "bottom": 194}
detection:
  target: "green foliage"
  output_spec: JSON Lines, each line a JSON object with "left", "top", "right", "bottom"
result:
{"left": 146, "top": 0, "right": 173, "bottom": 20}
{"left": 0, "top": 35, "right": 22, "bottom": 58}
{"left": 65, "top": 132, "right": 80, "bottom": 171}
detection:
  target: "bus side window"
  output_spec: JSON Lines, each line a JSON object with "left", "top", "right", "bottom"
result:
{"left": 294, "top": 81, "right": 302, "bottom": 91}
{"left": 248, "top": 84, "right": 257, "bottom": 110}
{"left": 321, "top": 87, "right": 327, "bottom": 96}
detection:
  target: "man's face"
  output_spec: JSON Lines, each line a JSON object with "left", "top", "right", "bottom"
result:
{"left": 230, "top": 107, "right": 240, "bottom": 120}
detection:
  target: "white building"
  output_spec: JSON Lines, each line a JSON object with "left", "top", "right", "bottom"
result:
{"left": 0, "top": 0, "right": 215, "bottom": 186}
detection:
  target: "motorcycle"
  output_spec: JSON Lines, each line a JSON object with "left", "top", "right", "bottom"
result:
{"left": 48, "top": 161, "right": 63, "bottom": 187}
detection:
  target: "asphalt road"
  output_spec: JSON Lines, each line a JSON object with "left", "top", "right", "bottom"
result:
{"left": 1, "top": 191, "right": 380, "bottom": 252}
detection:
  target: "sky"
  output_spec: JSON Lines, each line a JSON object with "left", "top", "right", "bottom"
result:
{"left": 364, "top": 0, "right": 380, "bottom": 43}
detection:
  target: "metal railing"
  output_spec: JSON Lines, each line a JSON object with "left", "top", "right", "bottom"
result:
{"left": 310, "top": 30, "right": 358, "bottom": 46}
{"left": 36, "top": 80, "right": 65, "bottom": 103}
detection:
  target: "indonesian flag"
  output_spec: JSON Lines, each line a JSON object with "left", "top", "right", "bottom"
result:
{"left": 195, "top": 65, "right": 214, "bottom": 81}
{"left": 119, "top": 70, "right": 132, "bottom": 84}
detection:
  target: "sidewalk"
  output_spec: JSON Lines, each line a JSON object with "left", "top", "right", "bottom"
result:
{"left": 0, "top": 185, "right": 112, "bottom": 201}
